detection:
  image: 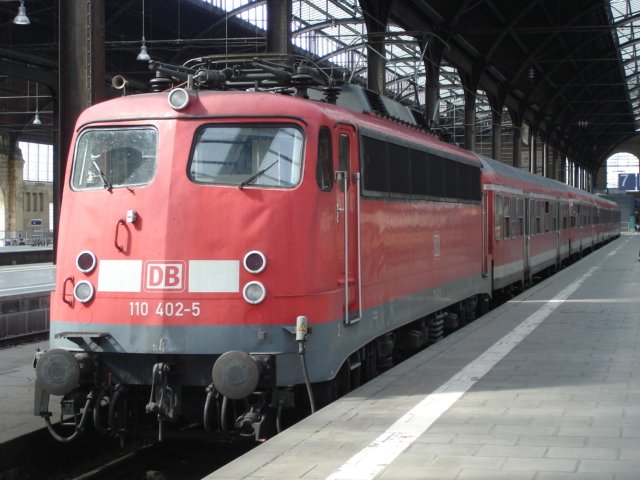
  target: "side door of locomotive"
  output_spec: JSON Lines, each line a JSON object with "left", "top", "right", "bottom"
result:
{"left": 334, "top": 124, "right": 361, "bottom": 325}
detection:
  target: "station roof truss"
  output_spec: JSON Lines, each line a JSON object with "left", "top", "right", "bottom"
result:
{"left": 0, "top": 0, "right": 638, "bottom": 175}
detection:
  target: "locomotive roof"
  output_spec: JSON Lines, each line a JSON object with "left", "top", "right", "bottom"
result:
{"left": 78, "top": 84, "right": 481, "bottom": 169}
{"left": 65, "top": 55, "right": 621, "bottom": 218}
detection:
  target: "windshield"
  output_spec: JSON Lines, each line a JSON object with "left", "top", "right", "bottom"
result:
{"left": 189, "top": 125, "right": 304, "bottom": 188}
{"left": 71, "top": 128, "right": 157, "bottom": 190}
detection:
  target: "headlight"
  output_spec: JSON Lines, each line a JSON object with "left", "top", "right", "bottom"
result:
{"left": 73, "top": 280, "right": 95, "bottom": 303}
{"left": 243, "top": 281, "right": 266, "bottom": 304}
{"left": 243, "top": 250, "right": 266, "bottom": 274}
{"left": 168, "top": 88, "right": 193, "bottom": 110}
{"left": 76, "top": 250, "right": 97, "bottom": 273}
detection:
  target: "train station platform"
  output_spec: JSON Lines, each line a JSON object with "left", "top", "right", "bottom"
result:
{"left": 205, "top": 232, "right": 640, "bottom": 480}
{"left": 0, "top": 246, "right": 53, "bottom": 266}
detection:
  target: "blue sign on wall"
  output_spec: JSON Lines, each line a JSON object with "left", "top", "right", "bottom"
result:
{"left": 618, "top": 173, "right": 638, "bottom": 191}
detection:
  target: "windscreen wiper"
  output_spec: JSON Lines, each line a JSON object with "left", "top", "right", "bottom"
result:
{"left": 92, "top": 160, "right": 113, "bottom": 192}
{"left": 238, "top": 160, "right": 278, "bottom": 189}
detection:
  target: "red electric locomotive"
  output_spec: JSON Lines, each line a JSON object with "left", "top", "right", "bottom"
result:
{"left": 34, "top": 55, "right": 619, "bottom": 442}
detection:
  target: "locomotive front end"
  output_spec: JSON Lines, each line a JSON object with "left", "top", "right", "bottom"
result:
{"left": 34, "top": 85, "right": 325, "bottom": 442}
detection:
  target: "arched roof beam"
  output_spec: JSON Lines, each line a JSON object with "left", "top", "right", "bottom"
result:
{"left": 616, "top": 36, "right": 640, "bottom": 50}
{"left": 612, "top": 11, "right": 640, "bottom": 28}
{"left": 511, "top": 3, "right": 606, "bottom": 106}
{"left": 545, "top": 48, "right": 630, "bottom": 126}
{"left": 293, "top": 17, "right": 364, "bottom": 36}
{"left": 522, "top": 8, "right": 625, "bottom": 161}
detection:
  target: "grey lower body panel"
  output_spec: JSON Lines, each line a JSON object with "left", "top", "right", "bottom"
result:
{"left": 51, "top": 273, "right": 490, "bottom": 386}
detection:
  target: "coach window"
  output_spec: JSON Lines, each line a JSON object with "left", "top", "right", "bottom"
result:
{"left": 503, "top": 195, "right": 511, "bottom": 238}
{"left": 534, "top": 201, "right": 541, "bottom": 235}
{"left": 316, "top": 127, "right": 333, "bottom": 191}
{"left": 495, "top": 194, "right": 502, "bottom": 240}
{"left": 517, "top": 198, "right": 524, "bottom": 237}
{"left": 544, "top": 202, "right": 550, "bottom": 232}
{"left": 510, "top": 197, "right": 517, "bottom": 238}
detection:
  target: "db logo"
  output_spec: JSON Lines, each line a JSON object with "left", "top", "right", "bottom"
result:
{"left": 433, "top": 233, "right": 441, "bottom": 258}
{"left": 144, "top": 261, "right": 185, "bottom": 291}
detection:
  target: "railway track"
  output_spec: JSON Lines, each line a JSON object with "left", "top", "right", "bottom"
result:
{"left": 64, "top": 439, "right": 255, "bottom": 480}
{"left": 66, "top": 443, "right": 156, "bottom": 480}
{"left": 0, "top": 330, "right": 48, "bottom": 349}
{"left": 1, "top": 428, "right": 255, "bottom": 480}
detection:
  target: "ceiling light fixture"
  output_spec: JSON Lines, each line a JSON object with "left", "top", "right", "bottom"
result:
{"left": 13, "top": 0, "right": 30, "bottom": 25}
{"left": 32, "top": 82, "right": 41, "bottom": 126}
{"left": 136, "top": 0, "right": 151, "bottom": 61}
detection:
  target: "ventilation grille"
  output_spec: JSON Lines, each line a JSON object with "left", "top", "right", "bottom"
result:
{"left": 363, "top": 89, "right": 388, "bottom": 116}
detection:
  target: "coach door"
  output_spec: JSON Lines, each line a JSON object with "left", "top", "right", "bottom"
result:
{"left": 335, "top": 125, "right": 361, "bottom": 325}
{"left": 555, "top": 202, "right": 561, "bottom": 269}
{"left": 481, "top": 191, "right": 490, "bottom": 277}
{"left": 523, "top": 196, "right": 531, "bottom": 285}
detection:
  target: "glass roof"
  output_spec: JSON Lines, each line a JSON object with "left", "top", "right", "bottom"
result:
{"left": 203, "top": 0, "right": 492, "bottom": 148}
{"left": 196, "top": 0, "right": 636, "bottom": 174}
{"left": 203, "top": 0, "right": 468, "bottom": 107}
{"left": 608, "top": 0, "right": 640, "bottom": 130}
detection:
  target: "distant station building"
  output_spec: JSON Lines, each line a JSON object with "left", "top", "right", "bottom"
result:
{"left": 0, "top": 132, "right": 53, "bottom": 245}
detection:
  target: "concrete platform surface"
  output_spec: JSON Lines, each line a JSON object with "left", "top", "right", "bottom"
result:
{"left": 0, "top": 340, "right": 48, "bottom": 444}
{"left": 205, "top": 233, "right": 640, "bottom": 480}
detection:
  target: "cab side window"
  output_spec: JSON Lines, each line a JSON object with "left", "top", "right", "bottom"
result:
{"left": 316, "top": 127, "right": 333, "bottom": 191}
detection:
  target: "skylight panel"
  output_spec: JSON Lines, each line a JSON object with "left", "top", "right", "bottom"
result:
{"left": 609, "top": 0, "right": 640, "bottom": 127}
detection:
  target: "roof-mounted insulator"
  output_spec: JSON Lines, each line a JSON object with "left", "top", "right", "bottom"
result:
{"left": 149, "top": 72, "right": 172, "bottom": 92}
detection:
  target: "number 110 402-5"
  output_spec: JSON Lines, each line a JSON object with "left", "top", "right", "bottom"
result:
{"left": 129, "top": 301, "right": 201, "bottom": 317}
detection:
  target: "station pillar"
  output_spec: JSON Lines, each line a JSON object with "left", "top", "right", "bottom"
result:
{"left": 266, "top": 0, "right": 292, "bottom": 54}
